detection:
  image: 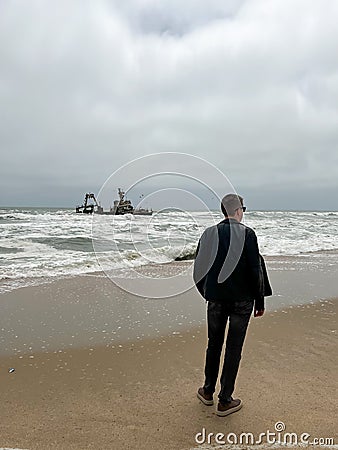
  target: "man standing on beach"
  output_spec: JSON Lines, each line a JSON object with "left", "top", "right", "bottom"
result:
{"left": 193, "top": 193, "right": 271, "bottom": 416}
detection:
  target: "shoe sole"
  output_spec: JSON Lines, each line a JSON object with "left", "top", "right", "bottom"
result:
{"left": 216, "top": 402, "right": 243, "bottom": 416}
{"left": 197, "top": 392, "right": 214, "bottom": 406}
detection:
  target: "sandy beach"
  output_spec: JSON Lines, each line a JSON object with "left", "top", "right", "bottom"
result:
{"left": 0, "top": 260, "right": 337, "bottom": 449}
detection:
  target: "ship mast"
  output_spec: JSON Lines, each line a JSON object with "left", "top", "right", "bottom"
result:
{"left": 118, "top": 188, "right": 125, "bottom": 202}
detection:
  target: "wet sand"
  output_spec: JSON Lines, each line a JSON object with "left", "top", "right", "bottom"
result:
{"left": 1, "top": 254, "right": 337, "bottom": 357}
{"left": 0, "top": 261, "right": 337, "bottom": 449}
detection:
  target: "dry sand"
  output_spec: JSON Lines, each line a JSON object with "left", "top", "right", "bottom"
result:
{"left": 0, "top": 286, "right": 337, "bottom": 449}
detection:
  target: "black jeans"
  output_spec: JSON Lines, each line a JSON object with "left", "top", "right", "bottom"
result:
{"left": 203, "top": 300, "right": 253, "bottom": 404}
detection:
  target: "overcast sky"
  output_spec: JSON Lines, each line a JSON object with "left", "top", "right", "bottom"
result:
{"left": 1, "top": 0, "right": 338, "bottom": 210}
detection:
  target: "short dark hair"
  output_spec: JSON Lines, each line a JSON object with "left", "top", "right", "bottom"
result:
{"left": 221, "top": 194, "right": 244, "bottom": 217}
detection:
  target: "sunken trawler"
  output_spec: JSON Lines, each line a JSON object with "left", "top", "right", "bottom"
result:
{"left": 75, "top": 188, "right": 152, "bottom": 215}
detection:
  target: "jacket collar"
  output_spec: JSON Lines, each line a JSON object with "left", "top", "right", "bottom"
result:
{"left": 219, "top": 217, "right": 240, "bottom": 224}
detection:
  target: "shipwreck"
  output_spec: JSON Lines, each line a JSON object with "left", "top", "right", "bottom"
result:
{"left": 75, "top": 189, "right": 152, "bottom": 216}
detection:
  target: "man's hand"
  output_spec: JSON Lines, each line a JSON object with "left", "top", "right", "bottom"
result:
{"left": 254, "top": 309, "right": 265, "bottom": 317}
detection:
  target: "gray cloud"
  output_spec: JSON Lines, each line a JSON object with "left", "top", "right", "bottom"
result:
{"left": 1, "top": 0, "right": 338, "bottom": 209}
{"left": 112, "top": 0, "right": 246, "bottom": 35}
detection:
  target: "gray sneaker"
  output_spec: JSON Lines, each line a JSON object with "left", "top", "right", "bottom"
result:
{"left": 216, "top": 398, "right": 242, "bottom": 416}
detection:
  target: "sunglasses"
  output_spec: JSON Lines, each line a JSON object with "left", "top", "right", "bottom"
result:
{"left": 236, "top": 206, "right": 247, "bottom": 212}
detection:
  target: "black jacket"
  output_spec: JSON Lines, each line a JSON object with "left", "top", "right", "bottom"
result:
{"left": 193, "top": 218, "right": 272, "bottom": 310}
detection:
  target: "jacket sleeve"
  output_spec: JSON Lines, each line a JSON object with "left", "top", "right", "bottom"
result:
{"left": 260, "top": 254, "right": 272, "bottom": 297}
{"left": 193, "top": 239, "right": 207, "bottom": 297}
{"left": 245, "top": 229, "right": 265, "bottom": 310}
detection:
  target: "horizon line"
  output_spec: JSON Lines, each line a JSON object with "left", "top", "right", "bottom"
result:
{"left": 1, "top": 205, "right": 338, "bottom": 213}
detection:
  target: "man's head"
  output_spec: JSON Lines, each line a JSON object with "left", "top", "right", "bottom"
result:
{"left": 221, "top": 193, "right": 245, "bottom": 222}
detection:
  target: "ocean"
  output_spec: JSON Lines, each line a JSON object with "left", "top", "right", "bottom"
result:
{"left": 1, "top": 207, "right": 338, "bottom": 293}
